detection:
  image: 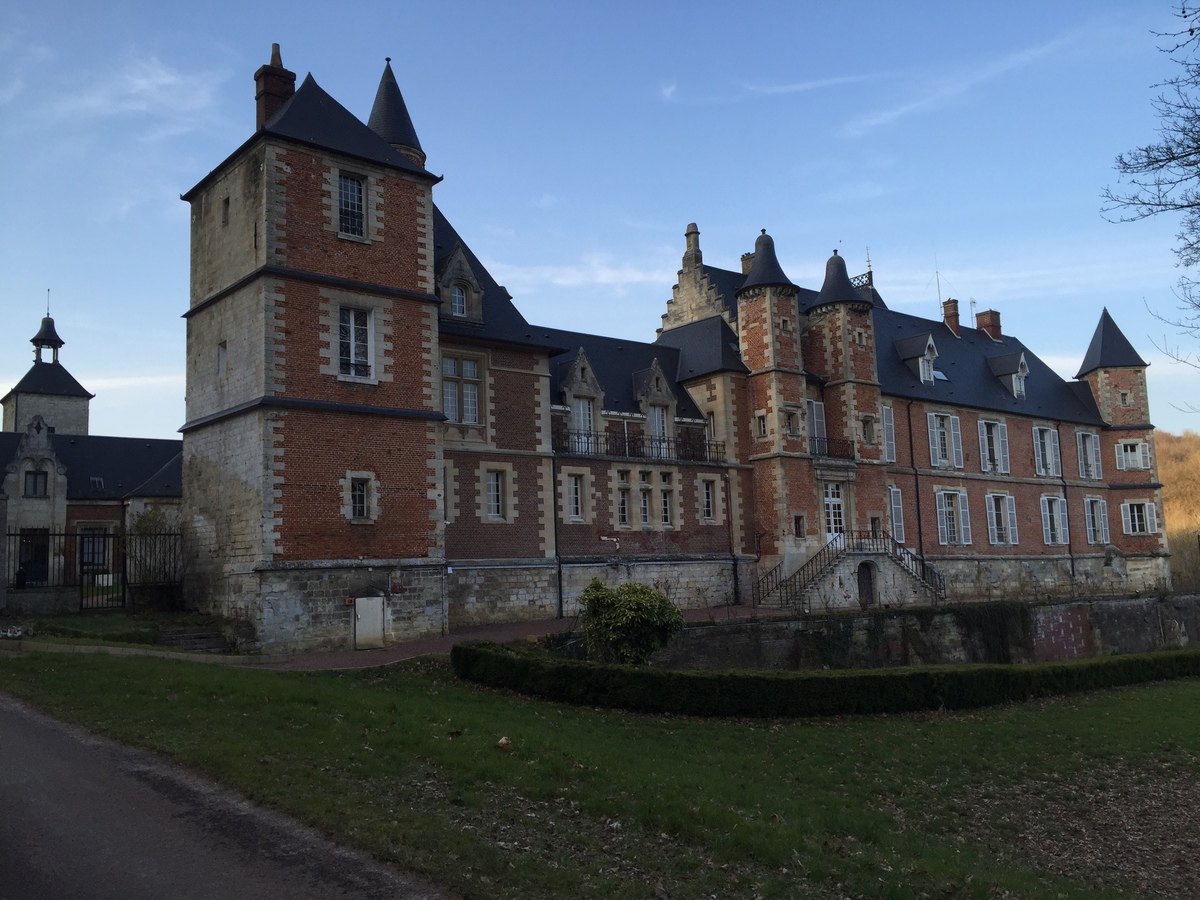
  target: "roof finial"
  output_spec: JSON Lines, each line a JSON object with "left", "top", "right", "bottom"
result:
{"left": 46, "top": 288, "right": 50, "bottom": 316}
{"left": 386, "top": 56, "right": 392, "bottom": 63}
{"left": 270, "top": 43, "right": 282, "bottom": 67}
{"left": 865, "top": 246, "right": 872, "bottom": 274}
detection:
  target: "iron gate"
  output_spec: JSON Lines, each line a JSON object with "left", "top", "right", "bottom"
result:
{"left": 6, "top": 531, "right": 182, "bottom": 610}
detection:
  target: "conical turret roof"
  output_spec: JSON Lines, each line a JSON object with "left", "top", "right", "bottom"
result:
{"left": 367, "top": 59, "right": 424, "bottom": 163}
{"left": 811, "top": 250, "right": 861, "bottom": 309}
{"left": 1075, "top": 308, "right": 1147, "bottom": 378}
{"left": 739, "top": 230, "right": 795, "bottom": 291}
{"left": 32, "top": 315, "right": 64, "bottom": 349}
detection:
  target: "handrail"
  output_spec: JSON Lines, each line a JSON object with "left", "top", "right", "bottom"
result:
{"left": 751, "top": 559, "right": 784, "bottom": 604}
{"left": 809, "top": 436, "right": 855, "bottom": 460}
{"left": 553, "top": 429, "right": 726, "bottom": 463}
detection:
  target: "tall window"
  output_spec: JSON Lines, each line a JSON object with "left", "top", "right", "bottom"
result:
{"left": 24, "top": 471, "right": 48, "bottom": 497}
{"left": 649, "top": 406, "right": 668, "bottom": 458}
{"left": 639, "top": 471, "right": 651, "bottom": 526}
{"left": 919, "top": 353, "right": 935, "bottom": 385}
{"left": 882, "top": 406, "right": 896, "bottom": 462}
{"left": 978, "top": 420, "right": 1010, "bottom": 473}
{"left": 1041, "top": 496, "right": 1068, "bottom": 545}
{"left": 617, "top": 470, "right": 630, "bottom": 527}
{"left": 350, "top": 477, "right": 369, "bottom": 519}
{"left": 567, "top": 474, "right": 583, "bottom": 519}
{"left": 1116, "top": 441, "right": 1151, "bottom": 470}
{"left": 442, "top": 356, "right": 480, "bottom": 424}
{"left": 80, "top": 526, "right": 108, "bottom": 569}
{"left": 1033, "top": 426, "right": 1061, "bottom": 476}
{"left": 451, "top": 285, "right": 467, "bottom": 317}
{"left": 338, "top": 173, "right": 365, "bottom": 237}
{"left": 888, "top": 485, "right": 905, "bottom": 543}
{"left": 927, "top": 413, "right": 963, "bottom": 468}
{"left": 702, "top": 479, "right": 715, "bottom": 520}
{"left": 1085, "top": 498, "right": 1110, "bottom": 544}
{"left": 486, "top": 471, "right": 505, "bottom": 519}
{"left": 1077, "top": 431, "right": 1102, "bottom": 480}
{"left": 660, "top": 473, "right": 673, "bottom": 526}
{"left": 986, "top": 494, "right": 1018, "bottom": 545}
{"left": 1121, "top": 502, "right": 1158, "bottom": 535}
{"left": 339, "top": 308, "right": 371, "bottom": 378}
{"left": 936, "top": 491, "right": 972, "bottom": 545}
{"left": 807, "top": 400, "right": 827, "bottom": 449}
{"left": 823, "top": 483, "right": 845, "bottom": 538}
{"left": 571, "top": 398, "right": 594, "bottom": 453}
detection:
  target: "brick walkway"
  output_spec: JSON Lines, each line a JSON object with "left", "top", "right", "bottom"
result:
{"left": 264, "top": 602, "right": 790, "bottom": 671}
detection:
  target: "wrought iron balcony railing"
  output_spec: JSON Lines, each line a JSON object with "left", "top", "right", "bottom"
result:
{"left": 553, "top": 429, "right": 726, "bottom": 463}
{"left": 809, "top": 435, "right": 855, "bottom": 460}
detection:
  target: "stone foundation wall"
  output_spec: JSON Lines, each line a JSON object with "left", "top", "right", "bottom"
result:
{"left": 650, "top": 593, "right": 1200, "bottom": 671}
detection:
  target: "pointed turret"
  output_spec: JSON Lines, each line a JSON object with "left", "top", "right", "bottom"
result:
{"left": 738, "top": 230, "right": 795, "bottom": 292}
{"left": 811, "top": 249, "right": 861, "bottom": 309}
{"left": 368, "top": 58, "right": 426, "bottom": 166}
{"left": 3, "top": 314, "right": 93, "bottom": 433}
{"left": 1075, "top": 307, "right": 1148, "bottom": 378}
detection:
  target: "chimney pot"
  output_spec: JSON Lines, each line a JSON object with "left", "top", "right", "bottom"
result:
{"left": 942, "top": 298, "right": 960, "bottom": 337}
{"left": 254, "top": 43, "right": 296, "bottom": 130}
{"left": 976, "top": 308, "right": 1002, "bottom": 340}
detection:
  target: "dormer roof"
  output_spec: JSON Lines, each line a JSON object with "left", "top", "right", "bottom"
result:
{"left": 1075, "top": 308, "right": 1148, "bottom": 378}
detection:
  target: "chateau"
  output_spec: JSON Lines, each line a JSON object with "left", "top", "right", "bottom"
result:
{"left": 180, "top": 46, "right": 1169, "bottom": 650}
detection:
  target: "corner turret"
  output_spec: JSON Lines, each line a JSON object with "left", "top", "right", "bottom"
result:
{"left": 368, "top": 58, "right": 426, "bottom": 167}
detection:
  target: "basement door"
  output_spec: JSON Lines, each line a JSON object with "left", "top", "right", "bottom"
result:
{"left": 354, "top": 597, "right": 384, "bottom": 650}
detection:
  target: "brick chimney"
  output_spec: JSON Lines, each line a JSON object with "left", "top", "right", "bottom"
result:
{"left": 942, "top": 298, "right": 960, "bottom": 336}
{"left": 740, "top": 251, "right": 755, "bottom": 275}
{"left": 254, "top": 43, "right": 296, "bottom": 130}
{"left": 976, "top": 309, "right": 1002, "bottom": 341}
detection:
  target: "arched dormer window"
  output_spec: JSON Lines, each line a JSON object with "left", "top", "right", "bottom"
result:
{"left": 451, "top": 284, "right": 467, "bottom": 318}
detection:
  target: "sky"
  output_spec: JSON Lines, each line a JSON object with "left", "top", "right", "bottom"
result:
{"left": 1, "top": 1, "right": 1197, "bottom": 439}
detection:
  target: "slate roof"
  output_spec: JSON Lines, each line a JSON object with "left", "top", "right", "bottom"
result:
{"left": 0, "top": 434, "right": 182, "bottom": 501}
{"left": 433, "top": 206, "right": 567, "bottom": 354}
{"left": 811, "top": 250, "right": 865, "bottom": 310}
{"left": 654, "top": 316, "right": 749, "bottom": 380}
{"left": 540, "top": 327, "right": 704, "bottom": 420}
{"left": 1076, "top": 307, "right": 1148, "bottom": 378}
{"left": 872, "top": 307, "right": 1104, "bottom": 425}
{"left": 367, "top": 61, "right": 423, "bottom": 156}
{"left": 739, "top": 231, "right": 795, "bottom": 291}
{"left": 1, "top": 361, "right": 93, "bottom": 403}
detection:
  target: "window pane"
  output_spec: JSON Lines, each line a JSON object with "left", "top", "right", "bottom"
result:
{"left": 462, "top": 383, "right": 479, "bottom": 424}
{"left": 462, "top": 359, "right": 477, "bottom": 379}
{"left": 442, "top": 357, "right": 457, "bottom": 377}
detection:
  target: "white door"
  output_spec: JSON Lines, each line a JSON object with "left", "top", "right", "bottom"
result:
{"left": 354, "top": 596, "right": 384, "bottom": 650}
{"left": 824, "top": 483, "right": 845, "bottom": 545}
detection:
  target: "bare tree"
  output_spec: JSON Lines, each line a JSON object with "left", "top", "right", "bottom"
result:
{"left": 1104, "top": 4, "right": 1200, "bottom": 370}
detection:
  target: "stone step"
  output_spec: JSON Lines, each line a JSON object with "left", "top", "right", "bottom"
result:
{"left": 158, "top": 627, "right": 229, "bottom": 653}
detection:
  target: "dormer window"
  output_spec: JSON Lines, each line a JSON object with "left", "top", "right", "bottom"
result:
{"left": 451, "top": 285, "right": 467, "bottom": 317}
{"left": 1013, "top": 371, "right": 1026, "bottom": 399}
{"left": 919, "top": 354, "right": 935, "bottom": 385}
{"left": 24, "top": 470, "right": 48, "bottom": 497}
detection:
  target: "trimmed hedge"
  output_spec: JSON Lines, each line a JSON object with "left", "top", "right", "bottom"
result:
{"left": 450, "top": 640, "right": 1200, "bottom": 718}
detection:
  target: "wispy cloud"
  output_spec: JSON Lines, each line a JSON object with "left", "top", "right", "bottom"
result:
{"left": 485, "top": 254, "right": 674, "bottom": 292}
{"left": 844, "top": 34, "right": 1073, "bottom": 137}
{"left": 533, "top": 193, "right": 559, "bottom": 210}
{"left": 660, "top": 82, "right": 677, "bottom": 101}
{"left": 743, "top": 73, "right": 884, "bottom": 96}
{"left": 44, "top": 57, "right": 222, "bottom": 122}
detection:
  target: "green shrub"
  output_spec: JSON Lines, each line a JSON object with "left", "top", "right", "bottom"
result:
{"left": 577, "top": 578, "right": 684, "bottom": 664}
{"left": 451, "top": 640, "right": 1200, "bottom": 718}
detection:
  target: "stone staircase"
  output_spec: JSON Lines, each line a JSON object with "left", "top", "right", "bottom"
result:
{"left": 157, "top": 626, "right": 230, "bottom": 653}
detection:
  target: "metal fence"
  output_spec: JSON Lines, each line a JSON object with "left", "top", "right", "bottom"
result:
{"left": 553, "top": 428, "right": 726, "bottom": 463}
{"left": 6, "top": 531, "right": 182, "bottom": 610}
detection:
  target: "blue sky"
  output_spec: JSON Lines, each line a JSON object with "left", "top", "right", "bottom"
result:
{"left": 1, "top": 1, "right": 1196, "bottom": 439}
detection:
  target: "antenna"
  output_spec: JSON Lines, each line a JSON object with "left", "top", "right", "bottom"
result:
{"left": 46, "top": 288, "right": 50, "bottom": 316}
{"left": 969, "top": 298, "right": 977, "bottom": 322}
{"left": 934, "top": 250, "right": 942, "bottom": 311}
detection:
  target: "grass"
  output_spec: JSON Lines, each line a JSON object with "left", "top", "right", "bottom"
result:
{"left": 0, "top": 609, "right": 224, "bottom": 645}
{"left": 2, "top": 652, "right": 1197, "bottom": 898}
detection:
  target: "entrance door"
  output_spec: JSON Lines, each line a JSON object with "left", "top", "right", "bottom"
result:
{"left": 823, "top": 483, "right": 845, "bottom": 545}
{"left": 19, "top": 529, "right": 50, "bottom": 585}
{"left": 354, "top": 596, "right": 384, "bottom": 650}
{"left": 857, "top": 561, "right": 875, "bottom": 609}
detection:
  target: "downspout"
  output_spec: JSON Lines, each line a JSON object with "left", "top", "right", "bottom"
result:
{"left": 723, "top": 470, "right": 739, "bottom": 605}
{"left": 552, "top": 452, "right": 564, "bottom": 618}
{"left": 906, "top": 401, "right": 925, "bottom": 560}
{"left": 1055, "top": 423, "right": 1076, "bottom": 580}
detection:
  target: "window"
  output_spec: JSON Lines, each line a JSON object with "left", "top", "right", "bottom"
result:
{"left": 1040, "top": 496, "right": 1069, "bottom": 545}
{"left": 889, "top": 486, "right": 905, "bottom": 543}
{"left": 919, "top": 354, "right": 935, "bottom": 385}
{"left": 24, "top": 471, "right": 47, "bottom": 497}
{"left": 1077, "top": 431, "right": 1102, "bottom": 480}
{"left": 978, "top": 420, "right": 1010, "bottom": 474}
{"left": 1121, "top": 501, "right": 1158, "bottom": 535}
{"left": 90, "top": 476, "right": 104, "bottom": 490}
{"left": 571, "top": 397, "right": 594, "bottom": 452}
{"left": 217, "top": 341, "right": 227, "bottom": 377}
{"left": 793, "top": 514, "right": 805, "bottom": 537}
{"left": 1085, "top": 498, "right": 1110, "bottom": 545}
{"left": 702, "top": 479, "right": 715, "bottom": 520}
{"left": 1116, "top": 441, "right": 1151, "bottom": 471}
{"left": 706, "top": 412, "right": 716, "bottom": 441}
{"left": 649, "top": 405, "right": 669, "bottom": 458}
{"left": 786, "top": 411, "right": 800, "bottom": 436}
{"left": 862, "top": 416, "right": 875, "bottom": 445}
{"left": 486, "top": 470, "right": 506, "bottom": 519}
{"left": 986, "top": 494, "right": 1019, "bottom": 545}
{"left": 79, "top": 526, "right": 108, "bottom": 569}
{"left": 882, "top": 405, "right": 896, "bottom": 463}
{"left": 442, "top": 356, "right": 480, "bottom": 424}
{"left": 567, "top": 474, "right": 584, "bottom": 519}
{"left": 927, "top": 413, "right": 963, "bottom": 468}
{"left": 1033, "top": 426, "right": 1061, "bottom": 477}
{"left": 855, "top": 329, "right": 866, "bottom": 348}
{"left": 338, "top": 173, "right": 365, "bottom": 237}
{"left": 451, "top": 285, "right": 467, "bottom": 317}
{"left": 1012, "top": 371, "right": 1026, "bottom": 399}
{"left": 339, "top": 308, "right": 371, "bottom": 378}
{"left": 1120, "top": 391, "right": 1130, "bottom": 407}
{"left": 936, "top": 491, "right": 972, "bottom": 545}
{"left": 350, "top": 477, "right": 369, "bottom": 520}
{"left": 639, "top": 472, "right": 651, "bottom": 526}
{"left": 757, "top": 415, "right": 767, "bottom": 438}
{"left": 221, "top": 196, "right": 230, "bottom": 226}
{"left": 823, "top": 483, "right": 845, "bottom": 537}
{"left": 782, "top": 317, "right": 791, "bottom": 333}
{"left": 660, "top": 473, "right": 673, "bottom": 526}
{"left": 807, "top": 400, "right": 826, "bottom": 442}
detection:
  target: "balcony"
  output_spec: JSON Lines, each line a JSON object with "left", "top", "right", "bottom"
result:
{"left": 809, "top": 435, "right": 855, "bottom": 460}
{"left": 553, "top": 429, "right": 725, "bottom": 463}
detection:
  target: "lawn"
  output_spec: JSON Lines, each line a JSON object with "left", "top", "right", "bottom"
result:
{"left": 1, "top": 651, "right": 1197, "bottom": 899}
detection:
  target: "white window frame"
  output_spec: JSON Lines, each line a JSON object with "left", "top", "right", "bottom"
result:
{"left": 660, "top": 472, "right": 673, "bottom": 526}
{"left": 927, "top": 413, "right": 963, "bottom": 469}
{"left": 339, "top": 307, "right": 372, "bottom": 380}
{"left": 882, "top": 405, "right": 896, "bottom": 463}
{"left": 1033, "top": 426, "right": 1061, "bottom": 477}
{"left": 702, "top": 479, "right": 715, "bottom": 521}
{"left": 888, "top": 485, "right": 905, "bottom": 544}
{"left": 442, "top": 355, "right": 481, "bottom": 425}
{"left": 1077, "top": 431, "right": 1103, "bottom": 480}
{"left": 936, "top": 490, "right": 972, "bottom": 546}
{"left": 486, "top": 470, "right": 506, "bottom": 519}
{"left": 342, "top": 470, "right": 379, "bottom": 524}
{"left": 649, "top": 405, "right": 669, "bottom": 458}
{"left": 919, "top": 354, "right": 935, "bottom": 385}
{"left": 567, "top": 473, "right": 584, "bottom": 520}
{"left": 977, "top": 420, "right": 1010, "bottom": 474}
{"left": 450, "top": 284, "right": 467, "bottom": 317}
{"left": 807, "top": 400, "right": 827, "bottom": 442}
{"left": 1121, "top": 501, "right": 1158, "bottom": 535}
{"left": 1040, "top": 495, "right": 1069, "bottom": 545}
{"left": 985, "top": 493, "right": 1019, "bottom": 545}
{"left": 1085, "top": 498, "right": 1110, "bottom": 545}
{"left": 1115, "top": 441, "right": 1151, "bottom": 471}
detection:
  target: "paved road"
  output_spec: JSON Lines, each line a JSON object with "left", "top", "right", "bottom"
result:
{"left": 0, "top": 694, "right": 450, "bottom": 900}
